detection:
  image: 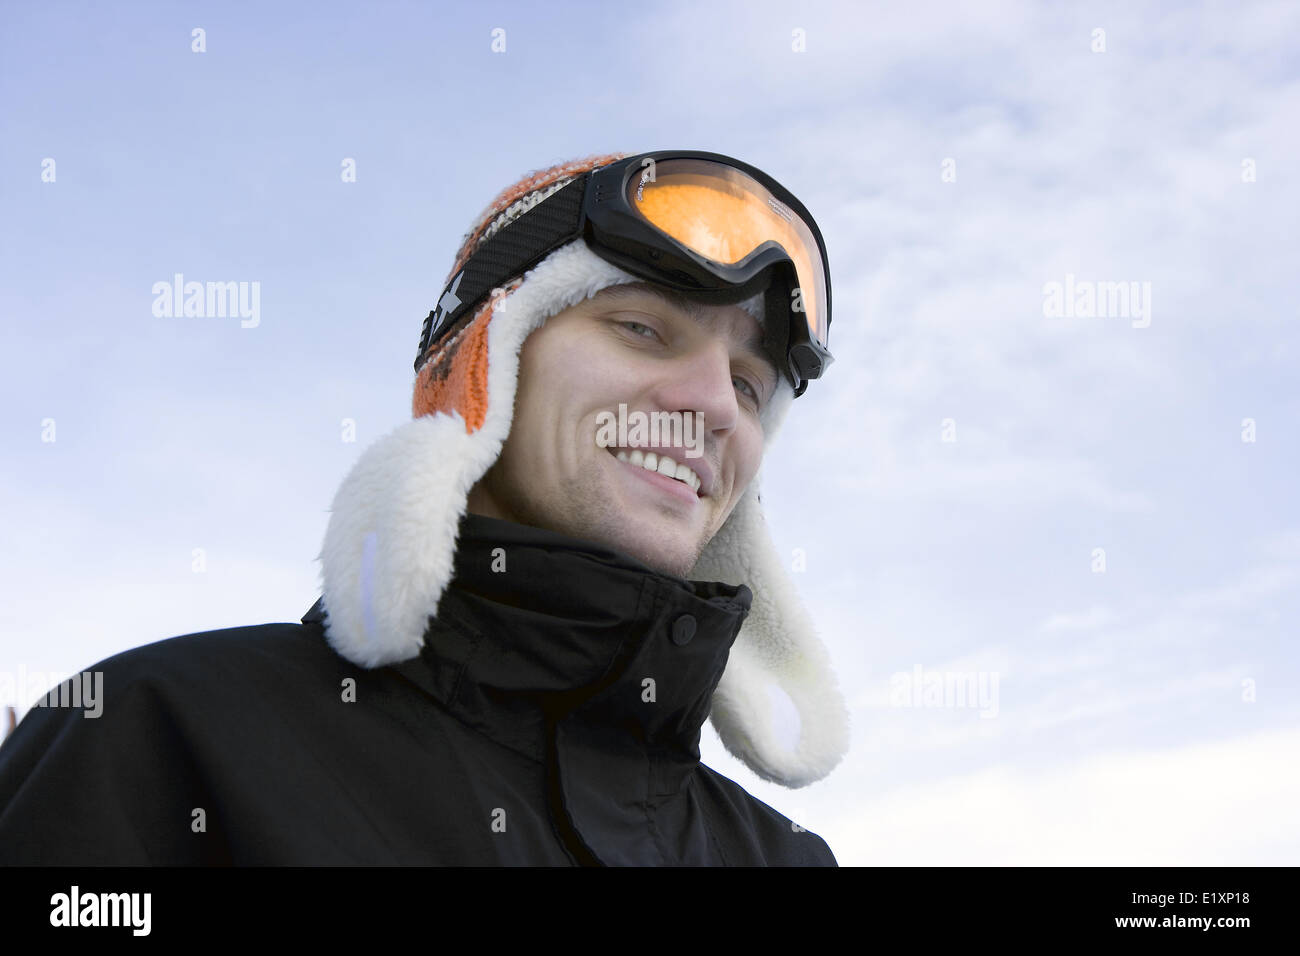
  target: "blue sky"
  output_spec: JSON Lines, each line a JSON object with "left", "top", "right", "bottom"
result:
{"left": 2, "top": 0, "right": 1297, "bottom": 864}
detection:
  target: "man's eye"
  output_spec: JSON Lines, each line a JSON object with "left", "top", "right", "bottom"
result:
{"left": 734, "top": 375, "right": 760, "bottom": 405}
{"left": 621, "top": 321, "right": 660, "bottom": 340}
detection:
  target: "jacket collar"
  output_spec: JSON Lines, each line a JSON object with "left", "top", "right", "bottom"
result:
{"left": 305, "top": 513, "right": 752, "bottom": 773}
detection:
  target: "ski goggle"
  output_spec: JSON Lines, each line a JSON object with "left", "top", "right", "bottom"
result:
{"left": 416, "top": 150, "right": 833, "bottom": 396}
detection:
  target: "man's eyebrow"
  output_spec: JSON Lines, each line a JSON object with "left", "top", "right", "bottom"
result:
{"left": 596, "top": 283, "right": 779, "bottom": 388}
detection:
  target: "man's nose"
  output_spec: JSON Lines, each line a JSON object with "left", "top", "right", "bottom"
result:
{"left": 647, "top": 341, "right": 739, "bottom": 436}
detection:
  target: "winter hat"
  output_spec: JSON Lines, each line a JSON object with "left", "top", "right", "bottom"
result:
{"left": 316, "top": 152, "right": 849, "bottom": 788}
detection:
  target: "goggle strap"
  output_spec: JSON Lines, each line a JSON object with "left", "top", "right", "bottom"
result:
{"left": 416, "top": 176, "right": 589, "bottom": 368}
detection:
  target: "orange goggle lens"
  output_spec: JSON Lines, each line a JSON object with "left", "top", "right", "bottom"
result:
{"left": 626, "top": 159, "right": 827, "bottom": 351}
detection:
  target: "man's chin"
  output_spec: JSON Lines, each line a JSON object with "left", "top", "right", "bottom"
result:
{"left": 601, "top": 521, "right": 702, "bottom": 580}
{"left": 635, "top": 551, "right": 698, "bottom": 580}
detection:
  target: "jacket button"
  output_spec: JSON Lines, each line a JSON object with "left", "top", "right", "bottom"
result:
{"left": 671, "top": 614, "right": 697, "bottom": 646}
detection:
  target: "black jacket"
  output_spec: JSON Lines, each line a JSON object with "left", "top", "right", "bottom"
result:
{"left": 0, "top": 514, "right": 836, "bottom": 865}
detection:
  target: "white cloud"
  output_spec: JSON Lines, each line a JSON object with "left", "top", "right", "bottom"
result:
{"left": 822, "top": 725, "right": 1300, "bottom": 865}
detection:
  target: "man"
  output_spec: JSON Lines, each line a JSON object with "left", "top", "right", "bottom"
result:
{"left": 0, "top": 150, "right": 849, "bottom": 865}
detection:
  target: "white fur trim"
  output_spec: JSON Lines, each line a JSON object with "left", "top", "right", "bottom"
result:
{"left": 314, "top": 240, "right": 847, "bottom": 787}
{"left": 689, "top": 475, "right": 850, "bottom": 787}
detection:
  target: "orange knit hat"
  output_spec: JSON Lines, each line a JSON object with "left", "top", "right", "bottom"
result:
{"left": 412, "top": 152, "right": 628, "bottom": 431}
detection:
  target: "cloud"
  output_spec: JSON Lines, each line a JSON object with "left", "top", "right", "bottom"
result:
{"left": 822, "top": 724, "right": 1300, "bottom": 864}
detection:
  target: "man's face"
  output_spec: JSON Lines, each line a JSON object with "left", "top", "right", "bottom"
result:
{"left": 466, "top": 281, "right": 780, "bottom": 578}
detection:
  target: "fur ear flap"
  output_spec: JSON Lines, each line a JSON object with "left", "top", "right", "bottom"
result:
{"left": 317, "top": 411, "right": 494, "bottom": 669}
{"left": 690, "top": 475, "right": 850, "bottom": 787}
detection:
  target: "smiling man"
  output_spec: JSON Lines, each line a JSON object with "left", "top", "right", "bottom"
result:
{"left": 0, "top": 150, "right": 850, "bottom": 867}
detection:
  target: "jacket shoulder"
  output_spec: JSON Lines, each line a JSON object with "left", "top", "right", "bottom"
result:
{"left": 3, "top": 617, "right": 343, "bottom": 732}
{"left": 0, "top": 616, "right": 352, "bottom": 864}
{"left": 95, "top": 616, "right": 351, "bottom": 686}
{"left": 694, "top": 764, "right": 838, "bottom": 866}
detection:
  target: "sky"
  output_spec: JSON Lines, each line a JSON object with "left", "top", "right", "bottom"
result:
{"left": 2, "top": 0, "right": 1297, "bottom": 865}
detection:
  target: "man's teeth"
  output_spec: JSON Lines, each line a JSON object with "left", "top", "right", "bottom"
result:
{"left": 614, "top": 449, "right": 702, "bottom": 494}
